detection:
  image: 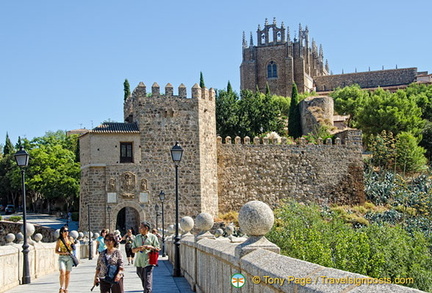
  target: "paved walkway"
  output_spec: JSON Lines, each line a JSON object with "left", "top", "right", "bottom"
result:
{"left": 6, "top": 252, "right": 194, "bottom": 293}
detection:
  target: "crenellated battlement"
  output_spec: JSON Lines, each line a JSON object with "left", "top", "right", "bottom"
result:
{"left": 129, "top": 82, "right": 215, "bottom": 101}
{"left": 217, "top": 130, "right": 362, "bottom": 148}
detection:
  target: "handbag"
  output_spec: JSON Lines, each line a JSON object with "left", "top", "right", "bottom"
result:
{"left": 103, "top": 250, "right": 119, "bottom": 284}
{"left": 60, "top": 237, "right": 79, "bottom": 267}
{"left": 148, "top": 250, "right": 159, "bottom": 265}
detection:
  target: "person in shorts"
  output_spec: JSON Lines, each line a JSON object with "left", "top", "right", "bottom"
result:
{"left": 55, "top": 226, "right": 76, "bottom": 293}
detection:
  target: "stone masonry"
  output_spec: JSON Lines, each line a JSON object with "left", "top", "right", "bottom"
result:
{"left": 79, "top": 83, "right": 218, "bottom": 233}
{"left": 79, "top": 82, "right": 364, "bottom": 233}
{"left": 217, "top": 136, "right": 364, "bottom": 214}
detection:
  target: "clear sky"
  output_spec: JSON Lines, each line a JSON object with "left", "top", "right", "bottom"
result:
{"left": 1, "top": 1, "right": 431, "bottom": 145}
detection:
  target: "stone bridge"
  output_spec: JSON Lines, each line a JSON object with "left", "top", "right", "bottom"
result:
{"left": 0, "top": 201, "right": 423, "bottom": 293}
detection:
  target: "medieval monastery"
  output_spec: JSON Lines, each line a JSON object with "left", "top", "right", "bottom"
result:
{"left": 78, "top": 18, "right": 428, "bottom": 234}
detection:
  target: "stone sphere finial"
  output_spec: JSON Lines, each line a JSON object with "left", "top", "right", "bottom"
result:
{"left": 70, "top": 230, "right": 79, "bottom": 240}
{"left": 238, "top": 200, "right": 274, "bottom": 236}
{"left": 78, "top": 232, "right": 84, "bottom": 239}
{"left": 34, "top": 233, "right": 43, "bottom": 242}
{"left": 16, "top": 232, "right": 24, "bottom": 243}
{"left": 235, "top": 201, "right": 280, "bottom": 258}
{"left": 225, "top": 225, "right": 234, "bottom": 236}
{"left": 167, "top": 224, "right": 175, "bottom": 235}
{"left": 195, "top": 213, "right": 214, "bottom": 232}
{"left": 20, "top": 223, "right": 35, "bottom": 237}
{"left": 215, "top": 228, "right": 224, "bottom": 237}
{"left": 5, "top": 233, "right": 15, "bottom": 243}
{"left": 180, "top": 216, "right": 194, "bottom": 233}
{"left": 55, "top": 229, "right": 60, "bottom": 239}
{"left": 93, "top": 232, "right": 100, "bottom": 239}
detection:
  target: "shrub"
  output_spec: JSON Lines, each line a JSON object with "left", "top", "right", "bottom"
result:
{"left": 267, "top": 200, "right": 432, "bottom": 291}
{"left": 8, "top": 216, "right": 22, "bottom": 222}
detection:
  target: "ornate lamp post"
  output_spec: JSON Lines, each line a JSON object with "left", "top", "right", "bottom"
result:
{"left": 88, "top": 203, "right": 93, "bottom": 260}
{"left": 155, "top": 204, "right": 160, "bottom": 232}
{"left": 170, "top": 142, "right": 183, "bottom": 277}
{"left": 158, "top": 190, "right": 166, "bottom": 257}
{"left": 14, "top": 146, "right": 30, "bottom": 284}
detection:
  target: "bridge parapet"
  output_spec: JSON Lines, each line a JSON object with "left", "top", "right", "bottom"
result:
{"left": 165, "top": 200, "right": 421, "bottom": 293}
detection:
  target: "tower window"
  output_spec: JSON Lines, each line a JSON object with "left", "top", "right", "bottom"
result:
{"left": 267, "top": 61, "right": 278, "bottom": 78}
{"left": 120, "top": 142, "right": 133, "bottom": 163}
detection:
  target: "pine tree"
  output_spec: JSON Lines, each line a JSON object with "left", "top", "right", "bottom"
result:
{"left": 227, "top": 81, "right": 233, "bottom": 94}
{"left": 3, "top": 133, "right": 14, "bottom": 155}
{"left": 123, "top": 79, "right": 131, "bottom": 101}
{"left": 288, "top": 83, "right": 302, "bottom": 139}
{"left": 200, "top": 72, "right": 205, "bottom": 88}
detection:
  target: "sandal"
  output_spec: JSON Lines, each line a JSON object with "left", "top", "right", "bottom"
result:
{"left": 59, "top": 289, "right": 64, "bottom": 293}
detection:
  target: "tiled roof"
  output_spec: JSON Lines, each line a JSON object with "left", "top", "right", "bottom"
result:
{"left": 91, "top": 122, "right": 139, "bottom": 133}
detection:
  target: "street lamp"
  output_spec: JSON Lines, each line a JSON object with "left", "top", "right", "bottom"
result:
{"left": 155, "top": 204, "right": 160, "bottom": 232}
{"left": 158, "top": 190, "right": 166, "bottom": 257}
{"left": 88, "top": 203, "right": 93, "bottom": 260}
{"left": 14, "top": 146, "right": 30, "bottom": 284}
{"left": 170, "top": 142, "right": 183, "bottom": 277}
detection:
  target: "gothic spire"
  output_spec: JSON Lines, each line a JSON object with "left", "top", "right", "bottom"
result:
{"left": 242, "top": 31, "right": 247, "bottom": 48}
{"left": 250, "top": 32, "right": 254, "bottom": 46}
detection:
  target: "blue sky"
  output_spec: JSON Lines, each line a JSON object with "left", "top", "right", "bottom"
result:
{"left": 1, "top": 1, "right": 431, "bottom": 145}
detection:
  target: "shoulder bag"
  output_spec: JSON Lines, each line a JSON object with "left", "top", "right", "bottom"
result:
{"left": 60, "top": 237, "right": 79, "bottom": 267}
{"left": 103, "top": 250, "right": 119, "bottom": 284}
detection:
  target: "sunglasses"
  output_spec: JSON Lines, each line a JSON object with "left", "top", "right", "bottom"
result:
{"left": 63, "top": 230, "right": 69, "bottom": 232}
{"left": 104, "top": 239, "right": 113, "bottom": 242}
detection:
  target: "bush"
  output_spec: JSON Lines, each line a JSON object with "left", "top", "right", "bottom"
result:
{"left": 267, "top": 200, "right": 432, "bottom": 291}
{"left": 8, "top": 216, "right": 22, "bottom": 222}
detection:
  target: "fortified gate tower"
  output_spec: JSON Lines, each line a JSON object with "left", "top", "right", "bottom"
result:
{"left": 79, "top": 83, "right": 218, "bottom": 234}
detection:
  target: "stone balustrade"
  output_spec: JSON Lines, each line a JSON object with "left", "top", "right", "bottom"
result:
{"left": 165, "top": 201, "right": 421, "bottom": 293}
{"left": 0, "top": 224, "right": 96, "bottom": 293}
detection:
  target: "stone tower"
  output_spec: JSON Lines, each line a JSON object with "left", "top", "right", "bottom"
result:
{"left": 79, "top": 83, "right": 218, "bottom": 233}
{"left": 240, "top": 18, "right": 329, "bottom": 96}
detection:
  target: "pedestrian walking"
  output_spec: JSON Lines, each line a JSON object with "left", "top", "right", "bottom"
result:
{"left": 93, "top": 233, "right": 125, "bottom": 293}
{"left": 132, "top": 221, "right": 160, "bottom": 293}
{"left": 55, "top": 226, "right": 76, "bottom": 293}
{"left": 121, "top": 229, "right": 135, "bottom": 265}
{"left": 96, "top": 229, "right": 109, "bottom": 254}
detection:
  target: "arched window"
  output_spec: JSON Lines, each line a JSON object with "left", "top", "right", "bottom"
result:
{"left": 267, "top": 61, "right": 278, "bottom": 78}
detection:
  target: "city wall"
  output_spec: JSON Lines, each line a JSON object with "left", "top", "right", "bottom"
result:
{"left": 314, "top": 68, "right": 417, "bottom": 91}
{"left": 216, "top": 132, "right": 365, "bottom": 213}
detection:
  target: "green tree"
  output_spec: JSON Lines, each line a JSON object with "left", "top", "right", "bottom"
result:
{"left": 356, "top": 88, "right": 424, "bottom": 140}
{"left": 331, "top": 84, "right": 369, "bottom": 127}
{"left": 288, "top": 83, "right": 301, "bottom": 139}
{"left": 200, "top": 72, "right": 205, "bottom": 88}
{"left": 420, "top": 120, "right": 432, "bottom": 161}
{"left": 395, "top": 132, "right": 427, "bottom": 173}
{"left": 215, "top": 84, "right": 240, "bottom": 138}
{"left": 123, "top": 79, "right": 131, "bottom": 101}
{"left": 3, "top": 133, "right": 14, "bottom": 155}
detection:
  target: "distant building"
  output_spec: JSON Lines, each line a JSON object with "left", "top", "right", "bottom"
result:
{"left": 241, "top": 18, "right": 429, "bottom": 97}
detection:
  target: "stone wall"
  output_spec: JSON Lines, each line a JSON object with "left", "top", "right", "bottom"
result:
{"left": 0, "top": 220, "right": 57, "bottom": 245}
{"left": 217, "top": 135, "right": 364, "bottom": 213}
{"left": 299, "top": 96, "right": 334, "bottom": 135}
{"left": 314, "top": 68, "right": 417, "bottom": 91}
